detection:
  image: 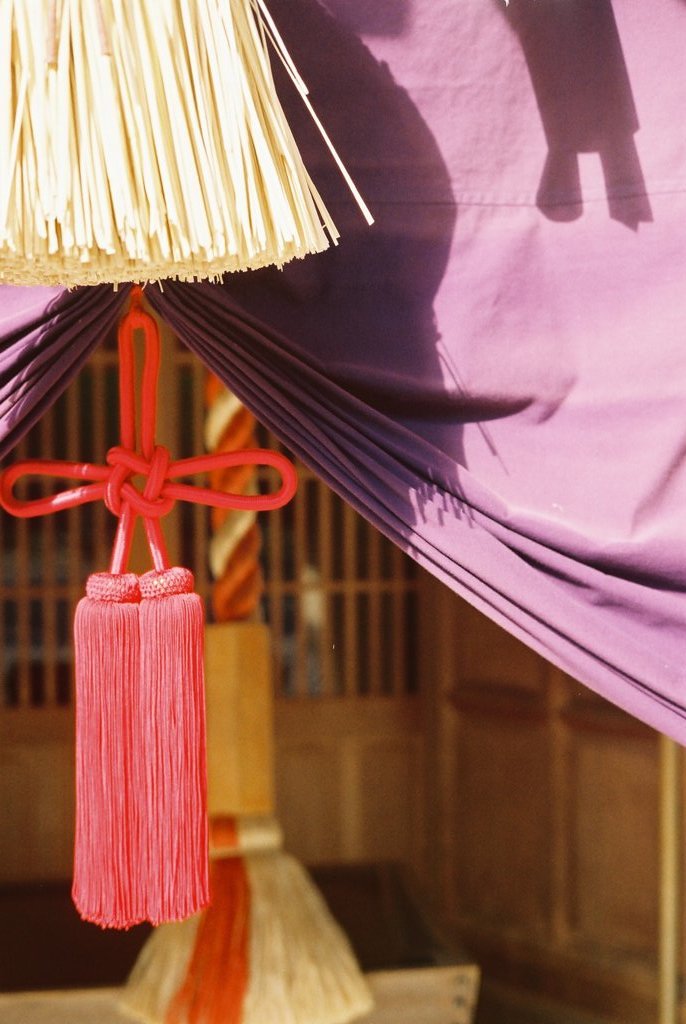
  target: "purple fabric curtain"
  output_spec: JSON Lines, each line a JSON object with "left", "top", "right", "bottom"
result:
{"left": 0, "top": 285, "right": 128, "bottom": 459}
{"left": 2, "top": 0, "right": 686, "bottom": 741}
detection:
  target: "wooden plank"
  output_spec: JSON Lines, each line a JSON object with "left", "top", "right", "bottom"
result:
{"left": 15, "top": 435, "right": 30, "bottom": 708}
{"left": 361, "top": 967, "right": 480, "bottom": 1024}
{"left": 0, "top": 707, "right": 73, "bottom": 743}
{"left": 452, "top": 597, "right": 548, "bottom": 694}
{"left": 39, "top": 409, "right": 57, "bottom": 707}
{"left": 0, "top": 731, "right": 75, "bottom": 881}
{"left": 453, "top": 922, "right": 659, "bottom": 1023}
{"left": 0, "top": 968, "right": 481, "bottom": 1024}
{"left": 561, "top": 697, "right": 653, "bottom": 740}
{"left": 367, "top": 524, "right": 382, "bottom": 696}
{"left": 274, "top": 692, "right": 424, "bottom": 864}
{"left": 659, "top": 736, "right": 682, "bottom": 1024}
{"left": 391, "top": 543, "right": 406, "bottom": 696}
{"left": 453, "top": 716, "right": 551, "bottom": 932}
{"left": 343, "top": 501, "right": 359, "bottom": 697}
{"left": 275, "top": 694, "right": 422, "bottom": 742}
{"left": 0, "top": 990, "right": 134, "bottom": 1024}
{"left": 567, "top": 730, "right": 659, "bottom": 953}
{"left": 319, "top": 483, "right": 335, "bottom": 696}
{"left": 548, "top": 667, "right": 572, "bottom": 948}
{"left": 293, "top": 467, "right": 307, "bottom": 696}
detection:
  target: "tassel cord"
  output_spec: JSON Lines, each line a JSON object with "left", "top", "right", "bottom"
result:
{"left": 110, "top": 285, "right": 169, "bottom": 572}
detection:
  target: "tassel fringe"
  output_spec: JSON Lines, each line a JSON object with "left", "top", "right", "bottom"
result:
{"left": 138, "top": 568, "right": 210, "bottom": 925}
{"left": 73, "top": 568, "right": 209, "bottom": 930}
{"left": 72, "top": 572, "right": 142, "bottom": 929}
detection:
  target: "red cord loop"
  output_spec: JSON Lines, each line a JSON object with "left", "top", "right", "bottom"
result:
{"left": 0, "top": 287, "right": 298, "bottom": 573}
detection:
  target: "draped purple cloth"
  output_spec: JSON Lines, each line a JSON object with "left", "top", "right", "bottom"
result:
{"left": 0, "top": 286, "right": 128, "bottom": 457}
{"left": 2, "top": 0, "right": 686, "bottom": 740}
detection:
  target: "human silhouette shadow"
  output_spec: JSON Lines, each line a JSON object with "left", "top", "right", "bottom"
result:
{"left": 152, "top": 0, "right": 572, "bottom": 541}
{"left": 173, "top": 0, "right": 550, "bottom": 535}
{"left": 503, "top": 0, "right": 652, "bottom": 229}
{"left": 210, "top": 0, "right": 489, "bottom": 507}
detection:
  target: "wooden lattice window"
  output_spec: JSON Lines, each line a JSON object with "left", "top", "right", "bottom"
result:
{"left": 259, "top": 438, "right": 420, "bottom": 698}
{"left": 0, "top": 332, "right": 419, "bottom": 709}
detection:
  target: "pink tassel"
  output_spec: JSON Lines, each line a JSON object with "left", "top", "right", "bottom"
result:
{"left": 138, "top": 567, "right": 209, "bottom": 924}
{"left": 72, "top": 567, "right": 209, "bottom": 929}
{"left": 0, "top": 289, "right": 296, "bottom": 930}
{"left": 72, "top": 572, "right": 142, "bottom": 929}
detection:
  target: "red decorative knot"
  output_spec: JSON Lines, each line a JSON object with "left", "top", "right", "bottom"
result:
{"left": 104, "top": 445, "right": 175, "bottom": 519}
{"left": 0, "top": 286, "right": 298, "bottom": 574}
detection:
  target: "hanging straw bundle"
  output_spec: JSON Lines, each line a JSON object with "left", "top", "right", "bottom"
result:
{"left": 0, "top": 0, "right": 371, "bottom": 286}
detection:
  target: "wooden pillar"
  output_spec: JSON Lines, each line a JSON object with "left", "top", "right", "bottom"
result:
{"left": 659, "top": 735, "right": 682, "bottom": 1024}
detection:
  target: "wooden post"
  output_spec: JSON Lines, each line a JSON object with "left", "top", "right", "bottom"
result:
{"left": 659, "top": 735, "right": 682, "bottom": 1024}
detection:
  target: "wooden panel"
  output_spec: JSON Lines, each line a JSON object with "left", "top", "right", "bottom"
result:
{"left": 453, "top": 716, "right": 551, "bottom": 932}
{"left": 557, "top": 670, "right": 607, "bottom": 709}
{"left": 274, "top": 741, "right": 344, "bottom": 863}
{"left": 453, "top": 599, "right": 549, "bottom": 694}
{"left": 276, "top": 696, "right": 423, "bottom": 745}
{"left": 0, "top": 712, "right": 74, "bottom": 883}
{"left": 355, "top": 737, "right": 424, "bottom": 868}
{"left": 275, "top": 697, "right": 424, "bottom": 870}
{"left": 455, "top": 927, "right": 658, "bottom": 1024}
{"left": 568, "top": 732, "right": 659, "bottom": 954}
{"left": 427, "top": 589, "right": 669, "bottom": 1023}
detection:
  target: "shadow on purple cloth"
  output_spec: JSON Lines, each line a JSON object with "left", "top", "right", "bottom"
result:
{"left": 321, "top": 0, "right": 410, "bottom": 37}
{"left": 501, "top": 0, "right": 653, "bottom": 228}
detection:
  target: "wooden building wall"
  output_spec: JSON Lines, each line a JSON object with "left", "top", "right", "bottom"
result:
{"left": 423, "top": 573, "right": 676, "bottom": 1023}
